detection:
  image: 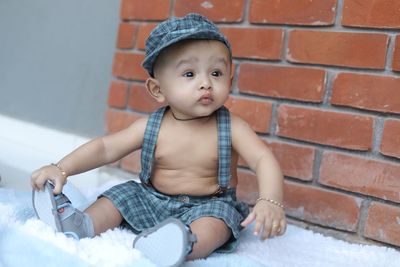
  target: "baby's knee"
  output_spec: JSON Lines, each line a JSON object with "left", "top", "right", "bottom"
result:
{"left": 187, "top": 217, "right": 231, "bottom": 260}
{"left": 84, "top": 197, "right": 123, "bottom": 235}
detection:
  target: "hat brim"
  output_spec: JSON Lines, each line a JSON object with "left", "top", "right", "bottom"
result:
{"left": 142, "top": 30, "right": 231, "bottom": 77}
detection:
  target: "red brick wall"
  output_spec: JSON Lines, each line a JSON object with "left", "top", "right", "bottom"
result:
{"left": 108, "top": 0, "right": 400, "bottom": 247}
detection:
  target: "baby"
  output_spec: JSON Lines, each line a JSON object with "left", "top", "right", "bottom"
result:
{"left": 31, "top": 13, "right": 286, "bottom": 266}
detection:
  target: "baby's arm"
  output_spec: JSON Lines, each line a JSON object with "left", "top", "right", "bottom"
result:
{"left": 231, "top": 115, "right": 286, "bottom": 240}
{"left": 31, "top": 117, "right": 148, "bottom": 194}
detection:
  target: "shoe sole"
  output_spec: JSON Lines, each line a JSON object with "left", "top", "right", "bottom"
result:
{"left": 133, "top": 218, "right": 192, "bottom": 267}
{"left": 32, "top": 181, "right": 62, "bottom": 231}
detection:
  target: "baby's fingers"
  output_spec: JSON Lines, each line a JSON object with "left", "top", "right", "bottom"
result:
{"left": 270, "top": 220, "right": 282, "bottom": 237}
{"left": 254, "top": 217, "right": 266, "bottom": 237}
{"left": 52, "top": 180, "right": 63, "bottom": 195}
{"left": 277, "top": 219, "right": 287, "bottom": 236}
{"left": 240, "top": 212, "right": 255, "bottom": 228}
{"left": 31, "top": 172, "right": 48, "bottom": 191}
{"left": 30, "top": 171, "right": 39, "bottom": 190}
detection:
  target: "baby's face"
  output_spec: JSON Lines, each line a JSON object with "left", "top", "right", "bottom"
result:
{"left": 154, "top": 40, "right": 232, "bottom": 119}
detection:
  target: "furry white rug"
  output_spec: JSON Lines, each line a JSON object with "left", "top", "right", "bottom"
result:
{"left": 0, "top": 185, "right": 399, "bottom": 267}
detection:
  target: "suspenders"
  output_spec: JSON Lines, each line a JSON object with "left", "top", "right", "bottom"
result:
{"left": 139, "top": 106, "right": 231, "bottom": 190}
{"left": 216, "top": 106, "right": 231, "bottom": 189}
{"left": 139, "top": 106, "right": 166, "bottom": 185}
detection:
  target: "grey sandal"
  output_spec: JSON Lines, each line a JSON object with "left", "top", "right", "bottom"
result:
{"left": 133, "top": 217, "right": 197, "bottom": 267}
{"left": 32, "top": 181, "right": 94, "bottom": 239}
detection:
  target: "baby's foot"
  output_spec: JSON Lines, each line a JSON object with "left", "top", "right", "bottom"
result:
{"left": 32, "top": 181, "right": 94, "bottom": 239}
{"left": 133, "top": 217, "right": 197, "bottom": 267}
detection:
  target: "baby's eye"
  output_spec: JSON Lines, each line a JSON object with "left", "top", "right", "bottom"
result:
{"left": 211, "top": 70, "right": 222, "bottom": 77}
{"left": 183, "top": 71, "right": 194, "bottom": 77}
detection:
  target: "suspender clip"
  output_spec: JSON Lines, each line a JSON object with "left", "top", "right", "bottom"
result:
{"left": 212, "top": 186, "right": 228, "bottom": 197}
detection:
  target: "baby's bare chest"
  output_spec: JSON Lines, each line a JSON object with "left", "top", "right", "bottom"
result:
{"left": 154, "top": 123, "right": 219, "bottom": 169}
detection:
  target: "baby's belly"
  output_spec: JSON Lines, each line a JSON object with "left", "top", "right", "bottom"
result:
{"left": 150, "top": 170, "right": 220, "bottom": 196}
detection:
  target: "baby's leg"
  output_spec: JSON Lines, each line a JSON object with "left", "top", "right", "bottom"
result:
{"left": 84, "top": 197, "right": 123, "bottom": 235}
{"left": 187, "top": 217, "right": 231, "bottom": 260}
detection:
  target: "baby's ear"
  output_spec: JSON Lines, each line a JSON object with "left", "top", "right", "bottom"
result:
{"left": 229, "top": 63, "right": 235, "bottom": 85}
{"left": 145, "top": 78, "right": 165, "bottom": 103}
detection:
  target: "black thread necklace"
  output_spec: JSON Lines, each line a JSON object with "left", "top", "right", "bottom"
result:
{"left": 170, "top": 110, "right": 209, "bottom": 121}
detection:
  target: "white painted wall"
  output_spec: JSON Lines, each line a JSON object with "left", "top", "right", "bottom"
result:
{"left": 0, "top": 0, "right": 120, "bottom": 137}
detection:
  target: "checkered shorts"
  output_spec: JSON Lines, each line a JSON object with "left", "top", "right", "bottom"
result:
{"left": 100, "top": 180, "right": 249, "bottom": 252}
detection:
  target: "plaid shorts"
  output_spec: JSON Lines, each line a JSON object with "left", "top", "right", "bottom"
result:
{"left": 100, "top": 180, "right": 249, "bottom": 252}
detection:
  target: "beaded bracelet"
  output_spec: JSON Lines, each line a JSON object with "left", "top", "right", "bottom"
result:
{"left": 51, "top": 163, "right": 68, "bottom": 179}
{"left": 256, "top": 197, "right": 285, "bottom": 209}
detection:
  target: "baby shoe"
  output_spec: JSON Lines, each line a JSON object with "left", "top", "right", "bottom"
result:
{"left": 32, "top": 181, "right": 94, "bottom": 239}
{"left": 133, "top": 217, "right": 197, "bottom": 267}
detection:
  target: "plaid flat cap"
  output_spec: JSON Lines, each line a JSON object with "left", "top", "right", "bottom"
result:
{"left": 142, "top": 13, "right": 231, "bottom": 77}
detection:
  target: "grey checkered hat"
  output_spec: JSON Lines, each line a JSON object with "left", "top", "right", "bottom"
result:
{"left": 142, "top": 13, "right": 231, "bottom": 77}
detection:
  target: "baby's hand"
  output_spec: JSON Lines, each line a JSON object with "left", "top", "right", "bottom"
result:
{"left": 241, "top": 199, "right": 286, "bottom": 240}
{"left": 31, "top": 164, "right": 67, "bottom": 194}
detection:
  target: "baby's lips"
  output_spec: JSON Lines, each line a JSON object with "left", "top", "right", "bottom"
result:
{"left": 198, "top": 94, "right": 214, "bottom": 104}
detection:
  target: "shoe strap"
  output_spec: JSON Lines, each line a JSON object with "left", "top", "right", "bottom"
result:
{"left": 185, "top": 224, "right": 197, "bottom": 255}
{"left": 54, "top": 194, "right": 72, "bottom": 209}
{"left": 188, "top": 232, "right": 197, "bottom": 243}
{"left": 45, "top": 181, "right": 72, "bottom": 209}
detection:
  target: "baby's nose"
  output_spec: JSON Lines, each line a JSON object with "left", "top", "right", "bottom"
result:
{"left": 199, "top": 76, "right": 212, "bottom": 90}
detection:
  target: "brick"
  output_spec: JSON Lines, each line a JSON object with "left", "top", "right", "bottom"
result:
{"left": 220, "top": 27, "right": 283, "bottom": 60}
{"left": 106, "top": 109, "right": 145, "bottom": 133}
{"left": 381, "top": 119, "right": 400, "bottom": 159}
{"left": 331, "top": 73, "right": 400, "bottom": 114}
{"left": 136, "top": 23, "right": 157, "bottom": 50}
{"left": 250, "top": 0, "right": 337, "bottom": 26}
{"left": 277, "top": 105, "right": 374, "bottom": 150}
{"left": 237, "top": 141, "right": 315, "bottom": 182}
{"left": 268, "top": 141, "right": 315, "bottom": 181}
{"left": 238, "top": 63, "right": 326, "bottom": 103}
{"left": 342, "top": 0, "right": 400, "bottom": 29}
{"left": 174, "top": 0, "right": 244, "bottom": 22}
{"left": 393, "top": 35, "right": 400, "bottom": 72}
{"left": 320, "top": 152, "right": 400, "bottom": 203}
{"left": 108, "top": 81, "right": 128, "bottom": 108}
{"left": 288, "top": 30, "right": 389, "bottom": 70}
{"left": 237, "top": 170, "right": 259, "bottom": 205}
{"left": 284, "top": 181, "right": 361, "bottom": 232}
{"left": 120, "top": 0, "right": 170, "bottom": 20}
{"left": 128, "top": 84, "right": 163, "bottom": 113}
{"left": 364, "top": 202, "right": 400, "bottom": 247}
{"left": 112, "top": 52, "right": 148, "bottom": 81}
{"left": 225, "top": 96, "right": 272, "bottom": 134}
{"left": 121, "top": 150, "right": 142, "bottom": 174}
{"left": 116, "top": 23, "right": 137, "bottom": 49}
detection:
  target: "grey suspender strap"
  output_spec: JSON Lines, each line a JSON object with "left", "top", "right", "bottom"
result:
{"left": 139, "top": 106, "right": 167, "bottom": 184}
{"left": 216, "top": 106, "right": 231, "bottom": 190}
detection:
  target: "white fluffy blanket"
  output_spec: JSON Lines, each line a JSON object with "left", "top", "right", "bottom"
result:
{"left": 0, "top": 184, "right": 399, "bottom": 267}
